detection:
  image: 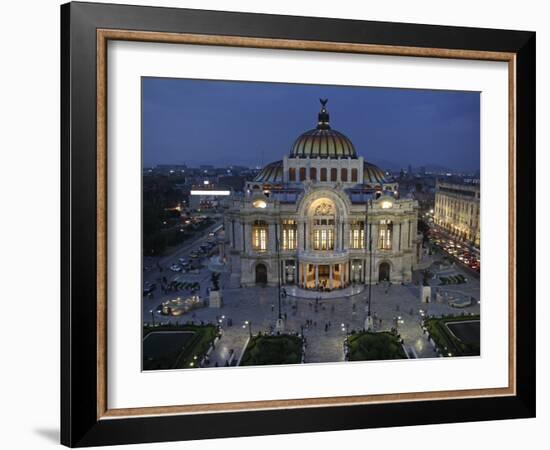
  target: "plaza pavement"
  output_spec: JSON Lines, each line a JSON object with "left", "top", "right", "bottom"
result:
{"left": 143, "top": 247, "right": 480, "bottom": 366}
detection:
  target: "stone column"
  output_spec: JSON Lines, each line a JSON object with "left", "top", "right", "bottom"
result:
{"left": 341, "top": 263, "right": 345, "bottom": 286}
{"left": 392, "top": 219, "right": 400, "bottom": 252}
{"left": 269, "top": 222, "right": 277, "bottom": 253}
{"left": 398, "top": 222, "right": 402, "bottom": 252}
{"left": 329, "top": 264, "right": 333, "bottom": 289}
{"left": 400, "top": 219, "right": 406, "bottom": 250}
{"left": 298, "top": 219, "right": 306, "bottom": 251}
{"left": 371, "top": 223, "right": 378, "bottom": 252}
{"left": 343, "top": 220, "right": 349, "bottom": 251}
{"left": 405, "top": 219, "right": 411, "bottom": 249}
{"left": 341, "top": 220, "right": 345, "bottom": 250}
{"left": 244, "top": 221, "right": 251, "bottom": 253}
{"left": 315, "top": 265, "right": 319, "bottom": 289}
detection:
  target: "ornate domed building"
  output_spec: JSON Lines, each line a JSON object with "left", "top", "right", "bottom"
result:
{"left": 224, "top": 100, "right": 420, "bottom": 291}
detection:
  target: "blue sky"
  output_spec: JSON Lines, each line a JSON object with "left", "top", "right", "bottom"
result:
{"left": 142, "top": 77, "right": 480, "bottom": 172}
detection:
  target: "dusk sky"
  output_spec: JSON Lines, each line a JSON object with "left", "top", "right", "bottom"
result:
{"left": 142, "top": 77, "right": 480, "bottom": 172}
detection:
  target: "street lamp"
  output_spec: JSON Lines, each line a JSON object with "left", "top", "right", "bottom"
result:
{"left": 364, "top": 199, "right": 374, "bottom": 330}
{"left": 274, "top": 223, "right": 285, "bottom": 332}
{"left": 149, "top": 309, "right": 155, "bottom": 327}
{"left": 242, "top": 320, "right": 252, "bottom": 337}
{"left": 393, "top": 316, "right": 404, "bottom": 333}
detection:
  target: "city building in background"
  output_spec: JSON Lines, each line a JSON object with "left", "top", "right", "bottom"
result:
{"left": 434, "top": 180, "right": 480, "bottom": 248}
{"left": 224, "top": 100, "right": 421, "bottom": 289}
{"left": 189, "top": 181, "right": 232, "bottom": 210}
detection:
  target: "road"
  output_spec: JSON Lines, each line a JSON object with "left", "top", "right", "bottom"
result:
{"left": 427, "top": 224, "right": 480, "bottom": 277}
{"left": 143, "top": 219, "right": 222, "bottom": 282}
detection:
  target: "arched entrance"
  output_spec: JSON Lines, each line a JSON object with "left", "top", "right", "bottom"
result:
{"left": 255, "top": 263, "right": 267, "bottom": 285}
{"left": 378, "top": 262, "right": 390, "bottom": 282}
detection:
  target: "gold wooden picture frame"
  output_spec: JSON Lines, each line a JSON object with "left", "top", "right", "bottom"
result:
{"left": 61, "top": 2, "right": 535, "bottom": 447}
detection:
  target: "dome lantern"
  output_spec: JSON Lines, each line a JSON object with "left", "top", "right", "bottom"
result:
{"left": 317, "top": 98, "right": 330, "bottom": 130}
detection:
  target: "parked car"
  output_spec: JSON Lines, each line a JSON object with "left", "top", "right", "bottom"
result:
{"left": 178, "top": 257, "right": 187, "bottom": 264}
{"left": 170, "top": 264, "right": 182, "bottom": 272}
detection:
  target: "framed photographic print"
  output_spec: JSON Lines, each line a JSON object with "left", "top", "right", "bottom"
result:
{"left": 61, "top": 1, "right": 536, "bottom": 447}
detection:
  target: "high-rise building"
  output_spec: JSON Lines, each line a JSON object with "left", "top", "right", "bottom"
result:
{"left": 434, "top": 180, "right": 480, "bottom": 248}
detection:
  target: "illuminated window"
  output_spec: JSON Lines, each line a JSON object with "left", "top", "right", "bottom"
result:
{"left": 341, "top": 168, "right": 348, "bottom": 182}
{"left": 351, "top": 168, "right": 358, "bottom": 182}
{"left": 320, "top": 168, "right": 327, "bottom": 181}
{"left": 310, "top": 200, "right": 335, "bottom": 251}
{"left": 282, "top": 219, "right": 297, "bottom": 250}
{"left": 331, "top": 168, "right": 337, "bottom": 181}
{"left": 378, "top": 219, "right": 393, "bottom": 250}
{"left": 313, "top": 229, "right": 334, "bottom": 250}
{"left": 288, "top": 168, "right": 296, "bottom": 181}
{"left": 312, "top": 218, "right": 335, "bottom": 251}
{"left": 252, "top": 220, "right": 268, "bottom": 252}
{"left": 349, "top": 220, "right": 365, "bottom": 249}
{"left": 310, "top": 167, "right": 317, "bottom": 181}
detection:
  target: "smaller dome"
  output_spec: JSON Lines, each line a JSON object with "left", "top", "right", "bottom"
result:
{"left": 253, "top": 160, "right": 283, "bottom": 183}
{"left": 363, "top": 161, "right": 387, "bottom": 185}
